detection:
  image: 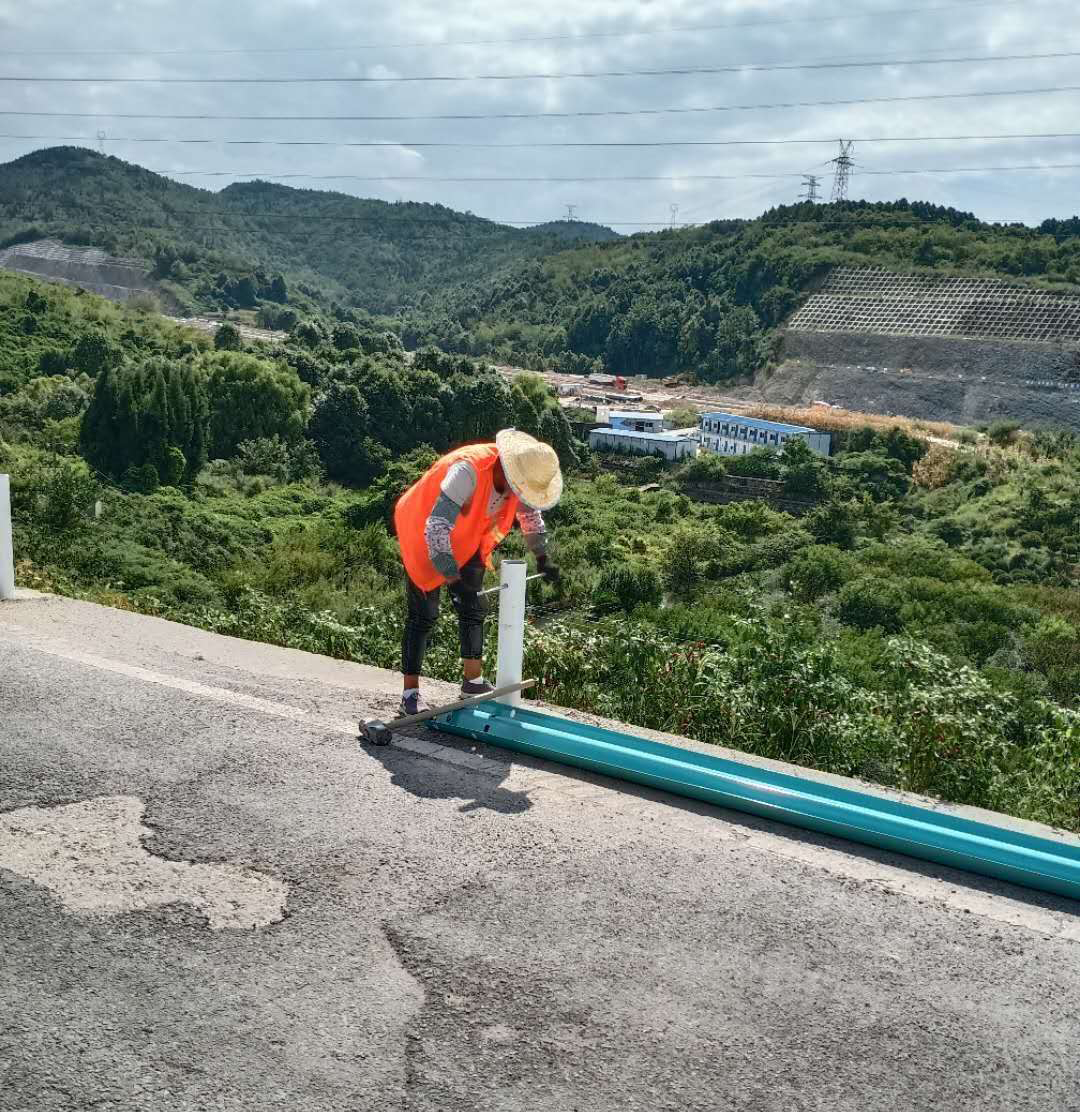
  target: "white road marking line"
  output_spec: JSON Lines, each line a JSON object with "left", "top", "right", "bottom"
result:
{"left": 3, "top": 622, "right": 1077, "bottom": 941}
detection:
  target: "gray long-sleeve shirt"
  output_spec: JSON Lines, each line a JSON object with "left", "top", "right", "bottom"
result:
{"left": 424, "top": 460, "right": 546, "bottom": 580}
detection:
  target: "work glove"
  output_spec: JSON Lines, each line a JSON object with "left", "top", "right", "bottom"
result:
{"left": 536, "top": 554, "right": 561, "bottom": 585}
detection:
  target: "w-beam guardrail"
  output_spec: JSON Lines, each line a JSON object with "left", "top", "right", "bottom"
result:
{"left": 436, "top": 559, "right": 1080, "bottom": 903}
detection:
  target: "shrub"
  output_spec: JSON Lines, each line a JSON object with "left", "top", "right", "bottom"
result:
{"left": 836, "top": 577, "right": 905, "bottom": 632}
{"left": 662, "top": 529, "right": 704, "bottom": 600}
{"left": 214, "top": 322, "right": 244, "bottom": 351}
{"left": 679, "top": 453, "right": 727, "bottom": 483}
{"left": 787, "top": 544, "right": 853, "bottom": 601}
{"left": 805, "top": 499, "right": 859, "bottom": 549}
{"left": 593, "top": 564, "right": 662, "bottom": 612}
{"left": 988, "top": 419, "right": 1021, "bottom": 446}
{"left": 725, "top": 447, "right": 781, "bottom": 479}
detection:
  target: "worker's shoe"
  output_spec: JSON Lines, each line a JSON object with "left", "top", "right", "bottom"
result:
{"left": 399, "top": 691, "right": 430, "bottom": 717}
{"left": 460, "top": 679, "right": 495, "bottom": 698}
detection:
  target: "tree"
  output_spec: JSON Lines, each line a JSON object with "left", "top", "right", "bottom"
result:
{"left": 214, "top": 322, "right": 243, "bottom": 351}
{"left": 39, "top": 460, "right": 97, "bottom": 530}
{"left": 787, "top": 545, "right": 852, "bottom": 601}
{"left": 201, "top": 352, "right": 311, "bottom": 458}
{"left": 70, "top": 332, "right": 121, "bottom": 377}
{"left": 81, "top": 358, "right": 202, "bottom": 481}
{"left": 139, "top": 365, "right": 171, "bottom": 475}
{"left": 267, "top": 273, "right": 288, "bottom": 303}
{"left": 332, "top": 322, "right": 361, "bottom": 351}
{"left": 834, "top": 451, "right": 910, "bottom": 502}
{"left": 780, "top": 437, "right": 826, "bottom": 497}
{"left": 663, "top": 529, "right": 704, "bottom": 601}
{"left": 806, "top": 499, "right": 860, "bottom": 550}
{"left": 309, "top": 382, "right": 389, "bottom": 485}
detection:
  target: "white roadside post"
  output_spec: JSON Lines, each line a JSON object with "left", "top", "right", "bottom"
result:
{"left": 494, "top": 559, "right": 527, "bottom": 706}
{"left": 0, "top": 474, "right": 14, "bottom": 601}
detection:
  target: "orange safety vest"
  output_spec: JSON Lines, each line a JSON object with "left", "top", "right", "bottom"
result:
{"left": 394, "top": 443, "right": 519, "bottom": 591}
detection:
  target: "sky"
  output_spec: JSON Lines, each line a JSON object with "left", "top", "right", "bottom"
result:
{"left": 0, "top": 0, "right": 1077, "bottom": 231}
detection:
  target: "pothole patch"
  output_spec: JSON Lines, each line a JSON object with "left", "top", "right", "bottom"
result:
{"left": 0, "top": 796, "right": 288, "bottom": 929}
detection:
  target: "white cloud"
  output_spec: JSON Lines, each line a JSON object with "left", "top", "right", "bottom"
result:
{"left": 0, "top": 0, "right": 1077, "bottom": 227}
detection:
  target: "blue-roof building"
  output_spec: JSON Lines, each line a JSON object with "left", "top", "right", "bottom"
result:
{"left": 699, "top": 412, "right": 831, "bottom": 457}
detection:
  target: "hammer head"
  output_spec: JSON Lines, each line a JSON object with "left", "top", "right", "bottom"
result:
{"left": 360, "top": 719, "right": 393, "bottom": 746}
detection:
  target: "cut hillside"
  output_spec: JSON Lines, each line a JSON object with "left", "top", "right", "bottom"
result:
{"left": 403, "top": 202, "right": 1080, "bottom": 392}
{"left": 0, "top": 147, "right": 618, "bottom": 316}
{"left": 758, "top": 267, "right": 1080, "bottom": 431}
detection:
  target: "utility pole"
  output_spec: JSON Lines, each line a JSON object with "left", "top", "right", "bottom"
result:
{"left": 829, "top": 140, "right": 855, "bottom": 203}
{"left": 565, "top": 204, "right": 578, "bottom": 222}
{"left": 800, "top": 174, "right": 821, "bottom": 203}
{"left": 669, "top": 203, "right": 680, "bottom": 229}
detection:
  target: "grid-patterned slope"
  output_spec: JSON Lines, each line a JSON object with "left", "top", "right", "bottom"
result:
{"left": 0, "top": 238, "right": 156, "bottom": 303}
{"left": 788, "top": 267, "right": 1080, "bottom": 344}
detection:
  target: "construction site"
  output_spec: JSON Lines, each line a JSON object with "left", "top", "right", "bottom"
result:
{"left": 762, "top": 267, "right": 1080, "bottom": 431}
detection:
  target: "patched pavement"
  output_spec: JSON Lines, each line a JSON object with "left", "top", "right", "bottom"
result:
{"left": 1, "top": 594, "right": 1078, "bottom": 1111}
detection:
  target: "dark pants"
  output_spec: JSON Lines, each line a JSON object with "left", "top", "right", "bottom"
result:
{"left": 402, "top": 553, "right": 487, "bottom": 675}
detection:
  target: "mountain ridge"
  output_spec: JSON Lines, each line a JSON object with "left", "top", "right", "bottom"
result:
{"left": 0, "top": 146, "right": 620, "bottom": 316}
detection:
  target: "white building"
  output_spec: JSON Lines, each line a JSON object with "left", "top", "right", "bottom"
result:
{"left": 607, "top": 410, "right": 665, "bottom": 433}
{"left": 589, "top": 427, "right": 699, "bottom": 461}
{"left": 698, "top": 412, "right": 831, "bottom": 457}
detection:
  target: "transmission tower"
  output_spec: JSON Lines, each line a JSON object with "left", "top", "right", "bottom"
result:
{"left": 829, "top": 140, "right": 855, "bottom": 202}
{"left": 800, "top": 174, "right": 821, "bottom": 203}
{"left": 565, "top": 204, "right": 578, "bottom": 222}
{"left": 669, "top": 203, "right": 680, "bottom": 229}
{"left": 96, "top": 130, "right": 107, "bottom": 155}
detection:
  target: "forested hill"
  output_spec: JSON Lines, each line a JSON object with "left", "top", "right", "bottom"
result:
{"left": 0, "top": 147, "right": 619, "bottom": 316}
{"left": 403, "top": 200, "right": 1080, "bottom": 381}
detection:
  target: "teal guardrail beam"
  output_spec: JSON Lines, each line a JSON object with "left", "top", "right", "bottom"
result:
{"left": 434, "top": 702, "right": 1080, "bottom": 902}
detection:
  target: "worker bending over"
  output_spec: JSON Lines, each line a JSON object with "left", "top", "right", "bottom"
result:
{"left": 393, "top": 429, "right": 563, "bottom": 716}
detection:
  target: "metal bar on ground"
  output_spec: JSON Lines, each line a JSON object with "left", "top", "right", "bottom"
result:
{"left": 386, "top": 679, "right": 536, "bottom": 729}
{"left": 478, "top": 571, "right": 544, "bottom": 596}
{"left": 0, "top": 475, "right": 14, "bottom": 601}
{"left": 494, "top": 559, "right": 528, "bottom": 706}
{"left": 433, "top": 701, "right": 1080, "bottom": 902}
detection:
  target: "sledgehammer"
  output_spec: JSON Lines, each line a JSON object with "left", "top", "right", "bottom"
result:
{"left": 359, "top": 679, "right": 536, "bottom": 746}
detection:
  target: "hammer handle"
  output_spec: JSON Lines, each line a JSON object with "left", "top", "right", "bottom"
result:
{"left": 388, "top": 679, "right": 536, "bottom": 729}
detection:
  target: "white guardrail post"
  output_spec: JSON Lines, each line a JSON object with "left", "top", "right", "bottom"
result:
{"left": 494, "top": 559, "right": 527, "bottom": 706}
{"left": 0, "top": 475, "right": 15, "bottom": 601}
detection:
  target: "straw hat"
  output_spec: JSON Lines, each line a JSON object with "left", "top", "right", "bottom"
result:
{"left": 495, "top": 428, "right": 563, "bottom": 511}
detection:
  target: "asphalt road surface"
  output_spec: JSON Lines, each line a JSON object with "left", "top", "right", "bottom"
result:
{"left": 1, "top": 593, "right": 1078, "bottom": 1111}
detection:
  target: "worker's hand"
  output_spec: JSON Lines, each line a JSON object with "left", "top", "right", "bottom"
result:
{"left": 536, "top": 555, "right": 561, "bottom": 584}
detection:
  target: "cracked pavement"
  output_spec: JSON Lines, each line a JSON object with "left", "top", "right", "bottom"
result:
{"left": 1, "top": 593, "right": 1078, "bottom": 1111}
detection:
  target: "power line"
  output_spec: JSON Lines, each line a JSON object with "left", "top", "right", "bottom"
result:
{"left": 143, "top": 164, "right": 1080, "bottom": 183}
{"left": 5, "top": 82, "right": 1078, "bottom": 123}
{"left": 5, "top": 48, "right": 1080, "bottom": 84}
{"left": 7, "top": 126, "right": 1080, "bottom": 154}
{"left": 0, "top": 0, "right": 1037, "bottom": 55}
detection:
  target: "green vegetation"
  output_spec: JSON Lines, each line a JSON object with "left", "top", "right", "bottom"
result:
{"left": 6, "top": 149, "right": 1079, "bottom": 390}
{"left": 403, "top": 199, "right": 1080, "bottom": 380}
{"left": 2, "top": 267, "right": 1078, "bottom": 833}
{"left": 0, "top": 147, "right": 618, "bottom": 317}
